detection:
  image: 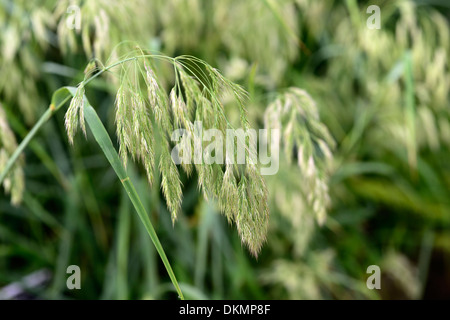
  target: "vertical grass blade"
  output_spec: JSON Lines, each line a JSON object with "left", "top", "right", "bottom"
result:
{"left": 83, "top": 102, "right": 184, "bottom": 300}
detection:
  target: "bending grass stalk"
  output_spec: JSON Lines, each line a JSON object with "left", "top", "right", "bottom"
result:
{"left": 0, "top": 96, "right": 70, "bottom": 185}
{"left": 83, "top": 103, "right": 184, "bottom": 300}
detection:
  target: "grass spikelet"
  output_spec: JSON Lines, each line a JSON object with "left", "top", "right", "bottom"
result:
{"left": 246, "top": 164, "right": 269, "bottom": 255}
{"left": 11, "top": 165, "right": 24, "bottom": 206}
{"left": 170, "top": 88, "right": 191, "bottom": 131}
{"left": 115, "top": 80, "right": 156, "bottom": 185}
{"left": 236, "top": 176, "right": 262, "bottom": 256}
{"left": 179, "top": 69, "right": 201, "bottom": 119}
{"left": 64, "top": 84, "right": 85, "bottom": 145}
{"left": 195, "top": 163, "right": 214, "bottom": 201}
{"left": 159, "top": 142, "right": 183, "bottom": 223}
{"left": 115, "top": 85, "right": 131, "bottom": 168}
{"left": 132, "top": 90, "right": 156, "bottom": 185}
{"left": 145, "top": 62, "right": 173, "bottom": 136}
{"left": 220, "top": 164, "right": 239, "bottom": 223}
{"left": 265, "top": 87, "right": 334, "bottom": 224}
{"left": 0, "top": 103, "right": 25, "bottom": 205}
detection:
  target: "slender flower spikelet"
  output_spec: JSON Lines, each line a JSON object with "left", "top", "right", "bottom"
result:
{"left": 115, "top": 85, "right": 129, "bottom": 167}
{"left": 10, "top": 166, "right": 24, "bottom": 206}
{"left": 179, "top": 70, "right": 202, "bottom": 119}
{"left": 65, "top": 84, "right": 86, "bottom": 144}
{"left": 220, "top": 164, "right": 239, "bottom": 223}
{"left": 115, "top": 82, "right": 156, "bottom": 185}
{"left": 144, "top": 62, "right": 159, "bottom": 107}
{"left": 160, "top": 141, "right": 183, "bottom": 223}
{"left": 236, "top": 177, "right": 253, "bottom": 251}
{"left": 169, "top": 87, "right": 195, "bottom": 175}
{"left": 170, "top": 88, "right": 192, "bottom": 131}
{"left": 145, "top": 62, "right": 173, "bottom": 136}
{"left": 244, "top": 164, "right": 269, "bottom": 256}
{"left": 212, "top": 164, "right": 224, "bottom": 198}
{"left": 0, "top": 103, "right": 25, "bottom": 205}
{"left": 131, "top": 90, "right": 156, "bottom": 184}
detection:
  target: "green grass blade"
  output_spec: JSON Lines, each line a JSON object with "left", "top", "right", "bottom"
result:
{"left": 132, "top": 169, "right": 159, "bottom": 297}
{"left": 83, "top": 102, "right": 184, "bottom": 300}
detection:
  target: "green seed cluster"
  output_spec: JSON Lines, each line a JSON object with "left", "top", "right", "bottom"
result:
{"left": 66, "top": 54, "right": 269, "bottom": 256}
{"left": 265, "top": 88, "right": 335, "bottom": 225}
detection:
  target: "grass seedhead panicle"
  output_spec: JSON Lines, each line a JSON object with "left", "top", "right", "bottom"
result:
{"left": 265, "top": 88, "right": 334, "bottom": 225}
{"left": 63, "top": 52, "right": 270, "bottom": 256}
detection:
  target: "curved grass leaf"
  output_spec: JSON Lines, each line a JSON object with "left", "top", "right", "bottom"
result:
{"left": 78, "top": 91, "right": 184, "bottom": 300}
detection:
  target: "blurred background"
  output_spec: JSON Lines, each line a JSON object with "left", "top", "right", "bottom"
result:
{"left": 0, "top": 0, "right": 450, "bottom": 299}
